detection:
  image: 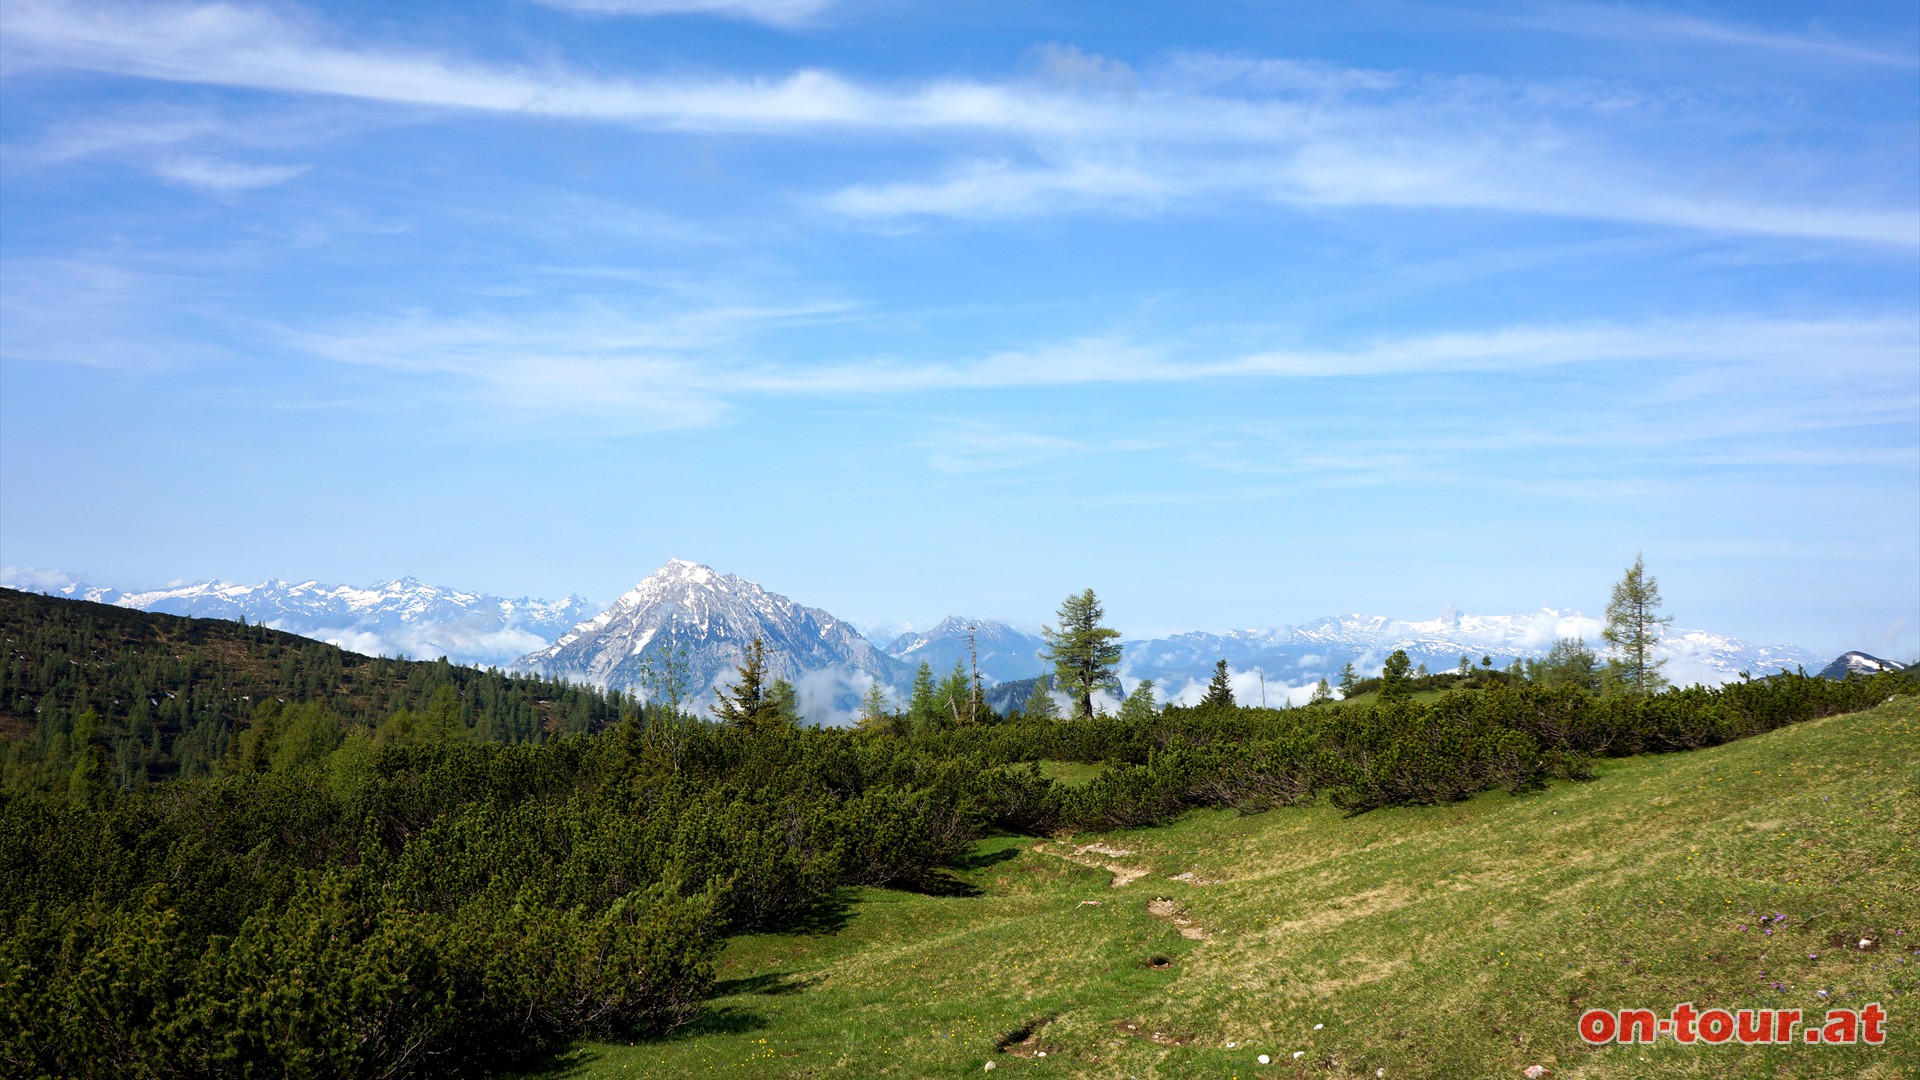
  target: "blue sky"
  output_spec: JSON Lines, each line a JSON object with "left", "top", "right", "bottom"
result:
{"left": 1, "top": 0, "right": 1915, "bottom": 656}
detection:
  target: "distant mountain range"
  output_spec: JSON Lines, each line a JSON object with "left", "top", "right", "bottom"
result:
{"left": 870, "top": 605, "right": 1827, "bottom": 710}
{"left": 0, "top": 570, "right": 593, "bottom": 668}
{"left": 1110, "top": 608, "right": 1825, "bottom": 706}
{"left": 884, "top": 617, "right": 1048, "bottom": 684}
{"left": 4, "top": 561, "right": 1868, "bottom": 723}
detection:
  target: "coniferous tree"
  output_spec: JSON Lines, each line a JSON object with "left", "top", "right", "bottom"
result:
{"left": 1040, "top": 589, "right": 1123, "bottom": 720}
{"left": 855, "top": 680, "right": 894, "bottom": 733}
{"left": 906, "top": 662, "right": 940, "bottom": 734}
{"left": 1528, "top": 636, "right": 1602, "bottom": 691}
{"left": 1020, "top": 676, "right": 1060, "bottom": 722}
{"left": 767, "top": 678, "right": 800, "bottom": 726}
{"left": 64, "top": 708, "right": 107, "bottom": 807}
{"left": 1309, "top": 677, "right": 1334, "bottom": 705}
{"left": 638, "top": 639, "right": 692, "bottom": 717}
{"left": 711, "top": 638, "right": 772, "bottom": 728}
{"left": 1119, "top": 678, "right": 1157, "bottom": 723}
{"left": 1338, "top": 662, "right": 1358, "bottom": 699}
{"left": 932, "top": 660, "right": 973, "bottom": 729}
{"left": 1604, "top": 553, "right": 1673, "bottom": 696}
{"left": 1202, "top": 659, "right": 1235, "bottom": 709}
{"left": 1379, "top": 649, "right": 1414, "bottom": 702}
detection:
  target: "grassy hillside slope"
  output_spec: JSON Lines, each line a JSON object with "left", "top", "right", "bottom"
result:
{"left": 541, "top": 696, "right": 1918, "bottom": 1079}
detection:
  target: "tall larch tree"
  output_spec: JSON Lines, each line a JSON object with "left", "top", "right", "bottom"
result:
{"left": 1119, "top": 678, "right": 1157, "bottom": 723}
{"left": 1603, "top": 553, "right": 1673, "bottom": 696}
{"left": 1020, "top": 676, "right": 1061, "bottom": 722}
{"left": 906, "top": 662, "right": 940, "bottom": 734}
{"left": 1040, "top": 589, "right": 1123, "bottom": 720}
{"left": 855, "top": 680, "right": 895, "bottom": 733}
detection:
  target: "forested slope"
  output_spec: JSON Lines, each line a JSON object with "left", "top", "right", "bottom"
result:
{"left": 0, "top": 588, "right": 622, "bottom": 788}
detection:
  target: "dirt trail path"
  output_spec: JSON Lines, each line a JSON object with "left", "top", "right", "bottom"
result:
{"left": 1146, "top": 897, "right": 1208, "bottom": 939}
{"left": 1032, "top": 842, "right": 1150, "bottom": 888}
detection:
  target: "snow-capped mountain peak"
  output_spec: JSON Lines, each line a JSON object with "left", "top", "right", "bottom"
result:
{"left": 518, "top": 560, "right": 894, "bottom": 717}
{"left": 882, "top": 617, "right": 1047, "bottom": 683}
{"left": 1815, "top": 651, "right": 1902, "bottom": 679}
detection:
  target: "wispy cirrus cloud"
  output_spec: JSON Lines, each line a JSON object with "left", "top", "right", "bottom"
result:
{"left": 0, "top": 256, "right": 236, "bottom": 370}
{"left": 2, "top": 1, "right": 1912, "bottom": 243}
{"left": 816, "top": 150, "right": 1918, "bottom": 243}
{"left": 276, "top": 301, "right": 1918, "bottom": 438}
{"left": 529, "top": 0, "right": 835, "bottom": 27}
{"left": 1512, "top": 2, "right": 1920, "bottom": 67}
{"left": 151, "top": 155, "right": 308, "bottom": 190}
{"left": 2, "top": 100, "right": 352, "bottom": 198}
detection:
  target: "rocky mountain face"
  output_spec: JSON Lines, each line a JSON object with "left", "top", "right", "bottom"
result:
{"left": 4, "top": 572, "right": 593, "bottom": 668}
{"left": 515, "top": 559, "right": 898, "bottom": 718}
{"left": 884, "top": 617, "right": 1048, "bottom": 684}
{"left": 1815, "top": 651, "right": 1902, "bottom": 679}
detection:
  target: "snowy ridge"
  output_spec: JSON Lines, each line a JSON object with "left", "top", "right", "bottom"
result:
{"left": 877, "top": 603, "right": 1822, "bottom": 712}
{"left": 0, "top": 568, "right": 593, "bottom": 668}
{"left": 1119, "top": 606, "right": 1823, "bottom": 708}
{"left": 883, "top": 617, "right": 1047, "bottom": 684}
{"left": 1815, "top": 651, "right": 1902, "bottom": 679}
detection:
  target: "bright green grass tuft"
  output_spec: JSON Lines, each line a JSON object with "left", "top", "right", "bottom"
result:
{"left": 1032, "top": 760, "right": 1107, "bottom": 788}
{"left": 529, "top": 697, "right": 1920, "bottom": 1078}
{"left": 1324, "top": 688, "right": 1452, "bottom": 706}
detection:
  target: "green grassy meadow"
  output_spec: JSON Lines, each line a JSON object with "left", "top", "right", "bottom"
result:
{"left": 533, "top": 697, "right": 1920, "bottom": 1079}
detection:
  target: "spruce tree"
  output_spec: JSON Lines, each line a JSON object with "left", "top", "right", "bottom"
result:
{"left": 711, "top": 638, "right": 777, "bottom": 728}
{"left": 766, "top": 678, "right": 800, "bottom": 726}
{"left": 1201, "top": 659, "right": 1235, "bottom": 709}
{"left": 1379, "top": 649, "right": 1414, "bottom": 702}
{"left": 907, "top": 661, "right": 940, "bottom": 733}
{"left": 1119, "top": 678, "right": 1157, "bottom": 723}
{"left": 1338, "top": 662, "right": 1358, "bottom": 699}
{"left": 855, "top": 681, "right": 894, "bottom": 732}
{"left": 1309, "top": 677, "right": 1334, "bottom": 705}
{"left": 1603, "top": 553, "right": 1673, "bottom": 695}
{"left": 932, "top": 660, "right": 972, "bottom": 729}
{"left": 1040, "top": 589, "right": 1123, "bottom": 720}
{"left": 1020, "top": 676, "right": 1060, "bottom": 722}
